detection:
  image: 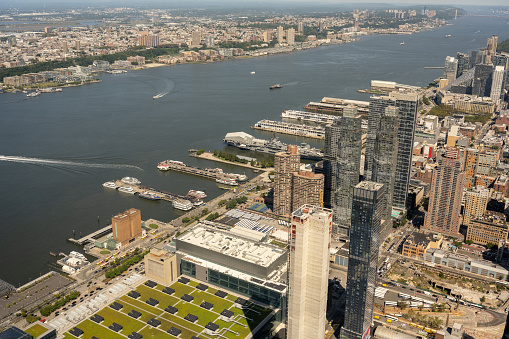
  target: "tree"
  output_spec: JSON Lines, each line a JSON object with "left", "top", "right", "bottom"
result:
{"left": 465, "top": 239, "right": 473, "bottom": 245}
{"left": 487, "top": 242, "right": 495, "bottom": 249}
{"left": 480, "top": 296, "right": 486, "bottom": 303}
{"left": 397, "top": 301, "right": 408, "bottom": 310}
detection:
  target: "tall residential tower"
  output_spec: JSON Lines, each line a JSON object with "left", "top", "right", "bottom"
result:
{"left": 341, "top": 182, "right": 385, "bottom": 339}
{"left": 323, "top": 106, "right": 362, "bottom": 235}
{"left": 365, "top": 91, "right": 418, "bottom": 212}
{"left": 288, "top": 205, "right": 332, "bottom": 339}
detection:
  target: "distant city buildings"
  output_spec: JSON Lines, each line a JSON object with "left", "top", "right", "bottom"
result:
{"left": 288, "top": 205, "right": 332, "bottom": 339}
{"left": 138, "top": 31, "right": 160, "bottom": 47}
{"left": 341, "top": 181, "right": 384, "bottom": 339}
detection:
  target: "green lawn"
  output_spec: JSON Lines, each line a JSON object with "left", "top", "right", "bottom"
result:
{"left": 139, "top": 326, "right": 174, "bottom": 339}
{"left": 168, "top": 281, "right": 196, "bottom": 298}
{"left": 100, "top": 250, "right": 110, "bottom": 254}
{"left": 25, "top": 323, "right": 48, "bottom": 337}
{"left": 62, "top": 333, "right": 76, "bottom": 339}
{"left": 149, "top": 224, "right": 159, "bottom": 229}
{"left": 65, "top": 277, "right": 274, "bottom": 339}
{"left": 69, "top": 319, "right": 125, "bottom": 339}
{"left": 97, "top": 306, "right": 145, "bottom": 336}
{"left": 191, "top": 290, "right": 234, "bottom": 313}
{"left": 119, "top": 295, "right": 164, "bottom": 315}
{"left": 136, "top": 284, "right": 182, "bottom": 309}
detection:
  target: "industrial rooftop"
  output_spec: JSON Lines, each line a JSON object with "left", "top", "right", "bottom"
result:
{"left": 177, "top": 225, "right": 286, "bottom": 268}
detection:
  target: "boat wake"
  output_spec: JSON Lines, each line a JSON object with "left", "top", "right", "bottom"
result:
{"left": 153, "top": 91, "right": 170, "bottom": 100}
{"left": 0, "top": 155, "right": 143, "bottom": 171}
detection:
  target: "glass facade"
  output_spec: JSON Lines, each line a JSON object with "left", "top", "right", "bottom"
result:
{"left": 324, "top": 108, "right": 362, "bottom": 235}
{"left": 341, "top": 182, "right": 384, "bottom": 339}
{"left": 181, "top": 260, "right": 196, "bottom": 277}
{"left": 365, "top": 93, "right": 417, "bottom": 210}
{"left": 208, "top": 269, "right": 285, "bottom": 311}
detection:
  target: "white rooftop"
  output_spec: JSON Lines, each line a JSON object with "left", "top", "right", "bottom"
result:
{"left": 178, "top": 224, "right": 286, "bottom": 268}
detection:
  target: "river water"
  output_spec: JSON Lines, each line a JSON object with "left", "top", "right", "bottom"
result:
{"left": 0, "top": 15, "right": 508, "bottom": 286}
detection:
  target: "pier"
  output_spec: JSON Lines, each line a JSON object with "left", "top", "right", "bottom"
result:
{"left": 252, "top": 119, "right": 325, "bottom": 139}
{"left": 114, "top": 180, "right": 193, "bottom": 202}
{"left": 67, "top": 225, "right": 112, "bottom": 245}
{"left": 281, "top": 110, "right": 339, "bottom": 125}
{"left": 157, "top": 160, "right": 248, "bottom": 182}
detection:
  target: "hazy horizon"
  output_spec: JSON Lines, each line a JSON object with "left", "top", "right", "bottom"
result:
{"left": 0, "top": 1, "right": 508, "bottom": 10}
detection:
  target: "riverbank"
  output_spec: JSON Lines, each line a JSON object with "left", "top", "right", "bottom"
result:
{"left": 3, "top": 79, "right": 101, "bottom": 93}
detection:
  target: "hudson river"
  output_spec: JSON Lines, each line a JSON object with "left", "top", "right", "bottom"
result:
{"left": 0, "top": 15, "right": 508, "bottom": 286}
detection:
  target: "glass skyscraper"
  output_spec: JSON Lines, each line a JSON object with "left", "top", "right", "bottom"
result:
{"left": 341, "top": 181, "right": 384, "bottom": 339}
{"left": 323, "top": 106, "right": 362, "bottom": 235}
{"left": 364, "top": 91, "right": 418, "bottom": 212}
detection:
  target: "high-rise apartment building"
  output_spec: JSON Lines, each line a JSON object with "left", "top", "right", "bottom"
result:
{"left": 263, "top": 30, "right": 271, "bottom": 43}
{"left": 288, "top": 205, "right": 332, "bottom": 339}
{"left": 365, "top": 91, "right": 418, "bottom": 211}
{"left": 273, "top": 146, "right": 300, "bottom": 216}
{"left": 487, "top": 35, "right": 498, "bottom": 62}
{"left": 456, "top": 52, "right": 471, "bottom": 77}
{"left": 112, "top": 208, "right": 142, "bottom": 246}
{"left": 370, "top": 106, "right": 399, "bottom": 240}
{"left": 287, "top": 28, "right": 295, "bottom": 45}
{"left": 423, "top": 148, "right": 465, "bottom": 236}
{"left": 472, "top": 64, "right": 493, "bottom": 98}
{"left": 75, "top": 40, "right": 80, "bottom": 50}
{"left": 491, "top": 65, "right": 505, "bottom": 102}
{"left": 444, "top": 56, "right": 458, "bottom": 82}
{"left": 191, "top": 31, "right": 201, "bottom": 47}
{"left": 205, "top": 35, "right": 214, "bottom": 48}
{"left": 324, "top": 107, "right": 362, "bottom": 235}
{"left": 463, "top": 186, "right": 490, "bottom": 226}
{"left": 62, "top": 41, "right": 68, "bottom": 52}
{"left": 277, "top": 26, "right": 284, "bottom": 44}
{"left": 464, "top": 148, "right": 499, "bottom": 188}
{"left": 291, "top": 171, "right": 324, "bottom": 212}
{"left": 341, "top": 182, "right": 384, "bottom": 339}
{"left": 138, "top": 32, "right": 160, "bottom": 47}
{"left": 298, "top": 22, "right": 304, "bottom": 33}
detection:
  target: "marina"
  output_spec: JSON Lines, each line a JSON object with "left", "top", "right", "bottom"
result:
{"left": 157, "top": 159, "right": 247, "bottom": 183}
{"left": 252, "top": 119, "right": 325, "bottom": 139}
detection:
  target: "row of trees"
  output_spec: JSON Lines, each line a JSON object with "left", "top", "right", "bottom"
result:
{"left": 400, "top": 309, "right": 443, "bottom": 329}
{"left": 225, "top": 196, "right": 248, "bottom": 209}
{"left": 213, "top": 150, "right": 249, "bottom": 164}
{"left": 40, "top": 290, "right": 80, "bottom": 316}
{"left": 105, "top": 250, "right": 145, "bottom": 279}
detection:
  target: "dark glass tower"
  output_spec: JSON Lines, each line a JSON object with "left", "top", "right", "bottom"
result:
{"left": 371, "top": 106, "right": 399, "bottom": 240}
{"left": 456, "top": 52, "right": 471, "bottom": 78}
{"left": 323, "top": 106, "right": 362, "bottom": 235}
{"left": 472, "top": 64, "right": 494, "bottom": 98}
{"left": 341, "top": 181, "right": 385, "bottom": 339}
{"left": 364, "top": 91, "right": 418, "bottom": 211}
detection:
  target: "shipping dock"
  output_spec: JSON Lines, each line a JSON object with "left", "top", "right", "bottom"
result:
{"left": 157, "top": 160, "right": 248, "bottom": 183}
{"left": 282, "top": 110, "right": 339, "bottom": 124}
{"left": 224, "top": 132, "right": 324, "bottom": 160}
{"left": 304, "top": 97, "right": 369, "bottom": 117}
{"left": 252, "top": 119, "right": 325, "bottom": 139}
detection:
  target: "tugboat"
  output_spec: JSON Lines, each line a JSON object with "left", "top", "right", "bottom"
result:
{"left": 269, "top": 84, "right": 283, "bottom": 90}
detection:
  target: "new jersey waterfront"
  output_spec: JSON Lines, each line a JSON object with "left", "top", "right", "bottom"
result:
{"left": 0, "top": 15, "right": 508, "bottom": 287}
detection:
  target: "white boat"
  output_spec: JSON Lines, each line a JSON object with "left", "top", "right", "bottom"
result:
{"left": 102, "top": 181, "right": 118, "bottom": 189}
{"left": 194, "top": 200, "right": 205, "bottom": 206}
{"left": 187, "top": 190, "right": 207, "bottom": 199}
{"left": 250, "top": 71, "right": 256, "bottom": 74}
{"left": 400, "top": 42, "right": 405, "bottom": 45}
{"left": 27, "top": 91, "right": 40, "bottom": 97}
{"left": 216, "top": 178, "right": 238, "bottom": 186}
{"left": 172, "top": 199, "right": 193, "bottom": 211}
{"left": 121, "top": 177, "right": 141, "bottom": 185}
{"left": 118, "top": 186, "right": 136, "bottom": 194}
{"left": 157, "top": 164, "right": 170, "bottom": 171}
